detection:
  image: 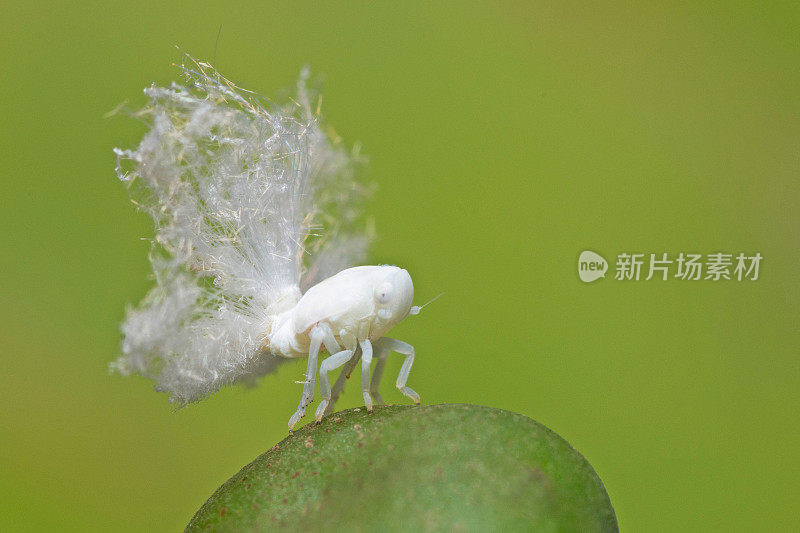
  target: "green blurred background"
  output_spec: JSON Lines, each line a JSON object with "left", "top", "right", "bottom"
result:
{"left": 1, "top": 1, "right": 798, "bottom": 531}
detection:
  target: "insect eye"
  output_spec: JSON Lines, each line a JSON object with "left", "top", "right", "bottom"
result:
{"left": 375, "top": 283, "right": 392, "bottom": 305}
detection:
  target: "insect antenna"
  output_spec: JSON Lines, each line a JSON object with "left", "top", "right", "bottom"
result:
{"left": 409, "top": 292, "right": 444, "bottom": 316}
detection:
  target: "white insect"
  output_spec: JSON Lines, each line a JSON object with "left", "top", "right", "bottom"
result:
{"left": 111, "top": 57, "right": 424, "bottom": 430}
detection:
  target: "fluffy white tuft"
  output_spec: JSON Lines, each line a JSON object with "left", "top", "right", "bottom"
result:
{"left": 111, "top": 57, "right": 369, "bottom": 404}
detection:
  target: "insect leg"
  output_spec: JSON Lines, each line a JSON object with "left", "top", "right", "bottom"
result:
{"left": 315, "top": 322, "right": 343, "bottom": 355}
{"left": 380, "top": 337, "right": 420, "bottom": 405}
{"left": 360, "top": 339, "right": 374, "bottom": 412}
{"left": 288, "top": 326, "right": 325, "bottom": 431}
{"left": 315, "top": 332, "right": 356, "bottom": 421}
{"left": 369, "top": 341, "right": 389, "bottom": 406}
{"left": 325, "top": 346, "right": 362, "bottom": 416}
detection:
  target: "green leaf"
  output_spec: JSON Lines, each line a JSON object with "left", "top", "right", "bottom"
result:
{"left": 186, "top": 404, "right": 617, "bottom": 531}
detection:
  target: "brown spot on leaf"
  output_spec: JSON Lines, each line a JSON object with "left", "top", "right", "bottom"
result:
{"left": 219, "top": 507, "right": 227, "bottom": 518}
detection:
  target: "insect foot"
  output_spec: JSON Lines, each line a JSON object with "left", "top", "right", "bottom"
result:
{"left": 399, "top": 386, "right": 421, "bottom": 405}
{"left": 363, "top": 392, "right": 374, "bottom": 412}
{"left": 288, "top": 408, "right": 305, "bottom": 431}
{"left": 314, "top": 399, "right": 329, "bottom": 422}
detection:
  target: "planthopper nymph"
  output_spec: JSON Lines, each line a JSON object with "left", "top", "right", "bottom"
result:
{"left": 111, "top": 56, "right": 426, "bottom": 431}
